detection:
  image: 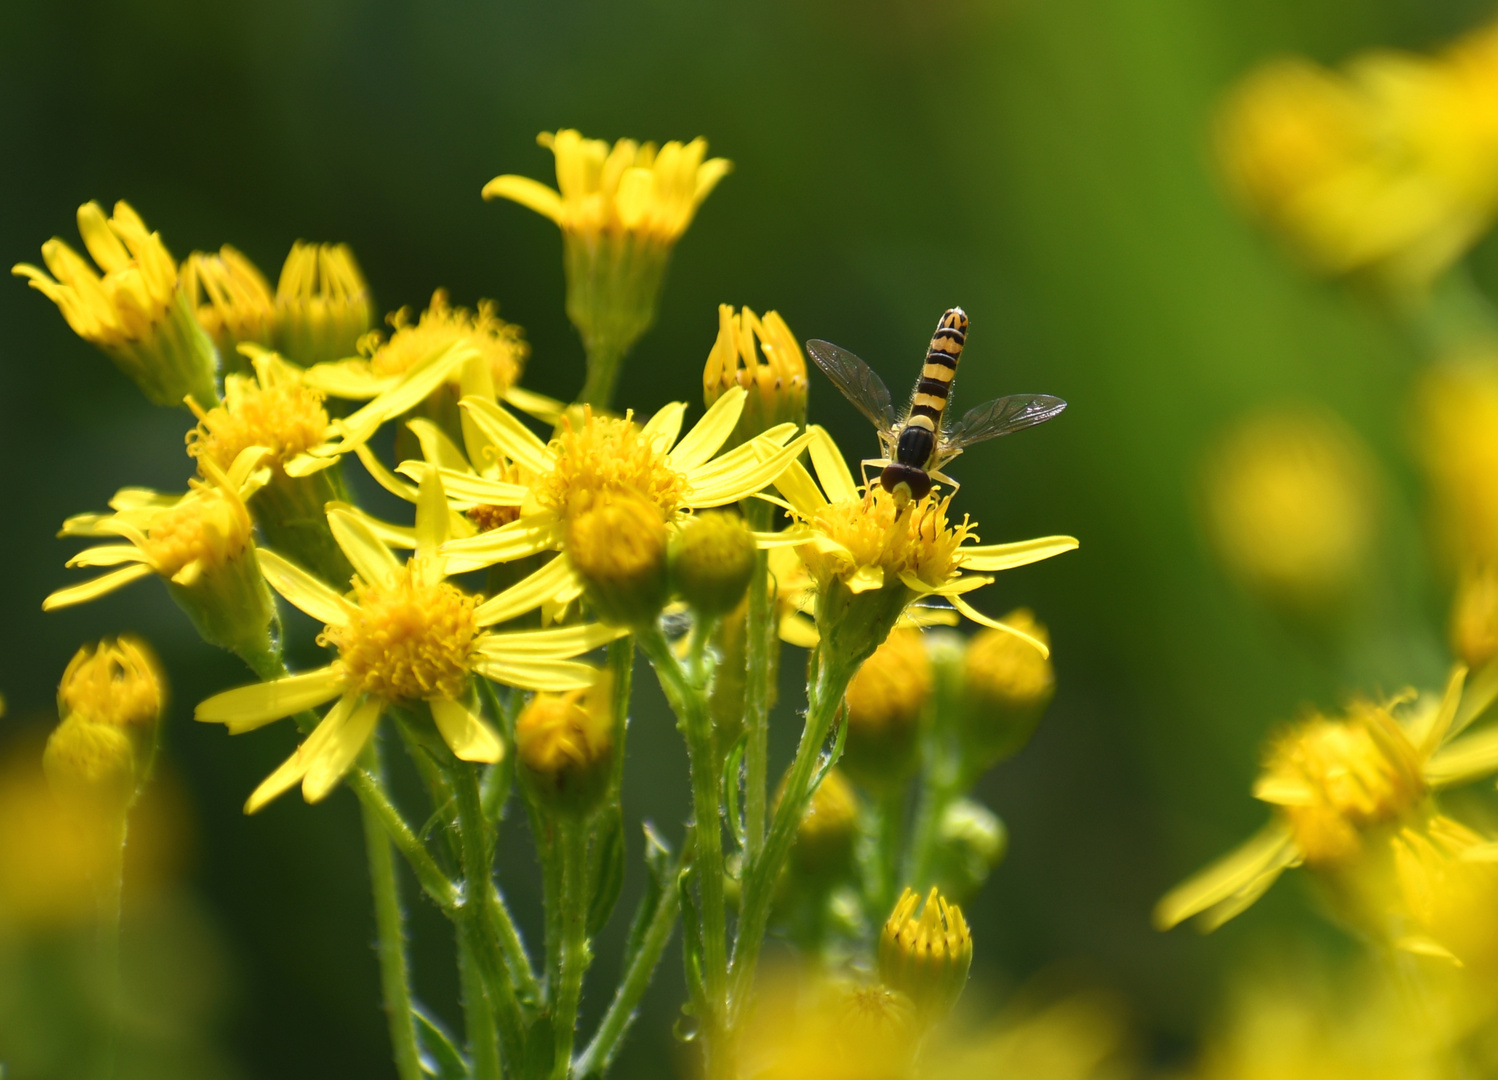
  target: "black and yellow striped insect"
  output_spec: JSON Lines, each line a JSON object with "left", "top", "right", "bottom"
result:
{"left": 806, "top": 307, "right": 1066, "bottom": 506}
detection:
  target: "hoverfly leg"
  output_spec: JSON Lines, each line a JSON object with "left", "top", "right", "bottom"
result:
{"left": 860, "top": 458, "right": 892, "bottom": 495}
{"left": 929, "top": 468, "right": 962, "bottom": 498}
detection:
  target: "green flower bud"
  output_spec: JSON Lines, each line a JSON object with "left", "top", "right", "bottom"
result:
{"left": 670, "top": 511, "right": 756, "bottom": 617}
{"left": 44, "top": 715, "right": 137, "bottom": 819}
{"left": 878, "top": 886, "right": 973, "bottom": 1024}
{"left": 931, "top": 799, "right": 1007, "bottom": 905}
{"left": 565, "top": 493, "right": 669, "bottom": 628}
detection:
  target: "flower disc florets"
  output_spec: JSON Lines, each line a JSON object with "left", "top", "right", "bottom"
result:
{"left": 539, "top": 409, "right": 688, "bottom": 523}
{"left": 142, "top": 489, "right": 255, "bottom": 583}
{"left": 188, "top": 373, "right": 329, "bottom": 473}
{"left": 58, "top": 638, "right": 164, "bottom": 731}
{"left": 1259, "top": 702, "right": 1424, "bottom": 865}
{"left": 324, "top": 565, "right": 479, "bottom": 702}
{"left": 805, "top": 489, "right": 972, "bottom": 590}
{"left": 366, "top": 289, "right": 528, "bottom": 393}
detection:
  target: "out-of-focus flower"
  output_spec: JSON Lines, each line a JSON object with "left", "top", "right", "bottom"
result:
{"left": 1416, "top": 360, "right": 1498, "bottom": 567}
{"left": 786, "top": 766, "right": 860, "bottom": 883}
{"left": 669, "top": 510, "right": 757, "bottom": 617}
{"left": 879, "top": 886, "right": 973, "bottom": 1023}
{"left": 181, "top": 245, "right": 276, "bottom": 360}
{"left": 45, "top": 449, "right": 279, "bottom": 660}
{"left": 842, "top": 628, "right": 931, "bottom": 792}
{"left": 271, "top": 241, "right": 372, "bottom": 366}
{"left": 194, "top": 471, "right": 624, "bottom": 811}
{"left": 962, "top": 610, "right": 1055, "bottom": 769}
{"left": 931, "top": 799, "right": 1008, "bottom": 905}
{"left": 57, "top": 637, "right": 164, "bottom": 735}
{"left": 927, "top": 988, "right": 1130, "bottom": 1080}
{"left": 14, "top": 201, "right": 220, "bottom": 408}
{"left": 1155, "top": 665, "right": 1498, "bottom": 931}
{"left": 516, "top": 669, "right": 615, "bottom": 816}
{"left": 484, "top": 129, "right": 732, "bottom": 406}
{"left": 1202, "top": 406, "right": 1380, "bottom": 613}
{"left": 703, "top": 304, "right": 808, "bottom": 449}
{"left": 1391, "top": 814, "right": 1498, "bottom": 973}
{"left": 1216, "top": 19, "right": 1498, "bottom": 290}
{"left": 737, "top": 969, "right": 919, "bottom": 1080}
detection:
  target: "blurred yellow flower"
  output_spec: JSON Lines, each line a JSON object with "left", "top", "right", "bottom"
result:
{"left": 516, "top": 668, "right": 615, "bottom": 815}
{"left": 1451, "top": 563, "right": 1498, "bottom": 670}
{"left": 1156, "top": 665, "right": 1498, "bottom": 931}
{"left": 272, "top": 241, "right": 373, "bottom": 366}
{"left": 182, "top": 245, "right": 276, "bottom": 359}
{"left": 879, "top": 886, "right": 973, "bottom": 1022}
{"left": 1217, "top": 18, "right": 1498, "bottom": 289}
{"left": 1202, "top": 406, "right": 1380, "bottom": 612}
{"left": 1416, "top": 359, "right": 1498, "bottom": 567}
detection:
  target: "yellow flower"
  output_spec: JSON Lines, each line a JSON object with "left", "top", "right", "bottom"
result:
{"left": 879, "top": 885, "right": 974, "bottom": 1022}
{"left": 429, "top": 386, "right": 815, "bottom": 595}
{"left": 1416, "top": 358, "right": 1498, "bottom": 567}
{"left": 1202, "top": 406, "right": 1380, "bottom": 613}
{"left": 194, "top": 471, "right": 624, "bottom": 811}
{"left": 842, "top": 628, "right": 931, "bottom": 792}
{"left": 1216, "top": 19, "right": 1498, "bottom": 289}
{"left": 515, "top": 669, "right": 616, "bottom": 815}
{"left": 58, "top": 637, "right": 165, "bottom": 733}
{"left": 13, "top": 200, "right": 219, "bottom": 408}
{"left": 44, "top": 448, "right": 279, "bottom": 658}
{"left": 272, "top": 241, "right": 373, "bottom": 366}
{"left": 483, "top": 129, "right": 732, "bottom": 405}
{"left": 770, "top": 426, "right": 1077, "bottom": 665}
{"left": 961, "top": 610, "right": 1056, "bottom": 769}
{"left": 788, "top": 766, "right": 860, "bottom": 881}
{"left": 1155, "top": 664, "right": 1498, "bottom": 931}
{"left": 1451, "top": 564, "right": 1498, "bottom": 670}
{"left": 703, "top": 304, "right": 808, "bottom": 448}
{"left": 181, "top": 245, "right": 276, "bottom": 359}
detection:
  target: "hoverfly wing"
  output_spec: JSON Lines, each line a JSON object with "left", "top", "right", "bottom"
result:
{"left": 805, "top": 339, "right": 898, "bottom": 431}
{"left": 946, "top": 393, "right": 1067, "bottom": 449}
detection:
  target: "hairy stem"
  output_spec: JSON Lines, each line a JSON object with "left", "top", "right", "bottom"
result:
{"left": 743, "top": 503, "right": 773, "bottom": 860}
{"left": 552, "top": 819, "right": 593, "bottom": 1080}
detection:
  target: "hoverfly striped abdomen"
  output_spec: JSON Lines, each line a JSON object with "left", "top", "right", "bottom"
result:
{"left": 887, "top": 308, "right": 968, "bottom": 498}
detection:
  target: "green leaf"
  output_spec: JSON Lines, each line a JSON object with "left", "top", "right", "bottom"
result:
{"left": 621, "top": 821, "right": 673, "bottom": 969}
{"left": 587, "top": 808, "right": 627, "bottom": 937}
{"left": 721, "top": 733, "right": 748, "bottom": 851}
{"left": 413, "top": 1004, "right": 470, "bottom": 1079}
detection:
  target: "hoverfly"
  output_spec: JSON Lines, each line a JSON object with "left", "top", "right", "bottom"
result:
{"left": 805, "top": 307, "right": 1066, "bottom": 507}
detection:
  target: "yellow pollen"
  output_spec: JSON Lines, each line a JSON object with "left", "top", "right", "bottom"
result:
{"left": 141, "top": 488, "right": 254, "bottom": 581}
{"left": 539, "top": 409, "right": 688, "bottom": 522}
{"left": 187, "top": 373, "right": 329, "bottom": 472}
{"left": 806, "top": 489, "right": 973, "bottom": 589}
{"left": 366, "top": 289, "right": 528, "bottom": 392}
{"left": 323, "top": 567, "right": 478, "bottom": 703}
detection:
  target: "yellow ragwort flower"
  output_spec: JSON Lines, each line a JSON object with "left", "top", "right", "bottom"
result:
{"left": 483, "top": 129, "right": 732, "bottom": 405}
{"left": 770, "top": 426, "right": 1077, "bottom": 665}
{"left": 58, "top": 637, "right": 165, "bottom": 733}
{"left": 1391, "top": 814, "right": 1498, "bottom": 973}
{"left": 14, "top": 200, "right": 219, "bottom": 408}
{"left": 1217, "top": 18, "right": 1498, "bottom": 289}
{"left": 1155, "top": 665, "right": 1498, "bottom": 931}
{"left": 181, "top": 245, "right": 276, "bottom": 359}
{"left": 703, "top": 304, "right": 808, "bottom": 448}
{"left": 272, "top": 241, "right": 373, "bottom": 366}
{"left": 195, "top": 471, "right": 624, "bottom": 811}
{"left": 879, "top": 885, "right": 974, "bottom": 1022}
{"left": 1416, "top": 358, "right": 1498, "bottom": 567}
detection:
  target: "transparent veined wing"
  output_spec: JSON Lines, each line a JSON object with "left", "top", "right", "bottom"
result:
{"left": 805, "top": 339, "right": 898, "bottom": 431}
{"left": 945, "top": 394, "right": 1067, "bottom": 449}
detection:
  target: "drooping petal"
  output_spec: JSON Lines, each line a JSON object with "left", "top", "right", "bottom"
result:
{"left": 472, "top": 621, "right": 628, "bottom": 659}
{"left": 770, "top": 459, "right": 829, "bottom": 517}
{"left": 441, "top": 516, "right": 563, "bottom": 574}
{"left": 64, "top": 544, "right": 149, "bottom": 568}
{"left": 959, "top": 535, "right": 1080, "bottom": 573}
{"left": 301, "top": 358, "right": 392, "bottom": 400}
{"left": 474, "top": 555, "right": 584, "bottom": 627}
{"left": 243, "top": 692, "right": 358, "bottom": 813}
{"left": 324, "top": 502, "right": 417, "bottom": 549}
{"left": 1411, "top": 665, "right": 1467, "bottom": 758}
{"left": 353, "top": 444, "right": 419, "bottom": 501}
{"left": 195, "top": 666, "right": 346, "bottom": 733}
{"left": 407, "top": 418, "right": 476, "bottom": 475}
{"left": 482, "top": 175, "right": 565, "bottom": 224}
{"left": 667, "top": 385, "right": 746, "bottom": 471}
{"left": 396, "top": 463, "right": 528, "bottom": 508}
{"left": 1424, "top": 726, "right": 1498, "bottom": 788}
{"left": 950, "top": 594, "right": 1051, "bottom": 657}
{"left": 302, "top": 697, "right": 383, "bottom": 803}
{"left": 42, "top": 564, "right": 154, "bottom": 610}
{"left": 414, "top": 468, "right": 450, "bottom": 563}
{"left": 1152, "top": 823, "right": 1301, "bottom": 932}
{"left": 333, "top": 344, "right": 473, "bottom": 449}
{"left": 257, "top": 549, "right": 353, "bottom": 624}
{"left": 328, "top": 508, "right": 402, "bottom": 588}
{"left": 688, "top": 430, "right": 817, "bottom": 507}
{"left": 459, "top": 395, "right": 552, "bottom": 476}
{"left": 430, "top": 697, "right": 504, "bottom": 763}
{"left": 898, "top": 571, "right": 993, "bottom": 597}
{"left": 502, "top": 385, "right": 565, "bottom": 425}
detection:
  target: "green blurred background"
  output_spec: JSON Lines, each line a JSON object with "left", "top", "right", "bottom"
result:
{"left": 3, "top": 0, "right": 1495, "bottom": 1074}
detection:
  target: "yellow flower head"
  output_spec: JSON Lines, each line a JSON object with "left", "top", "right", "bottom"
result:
{"left": 1416, "top": 359, "right": 1498, "bottom": 567}
{"left": 788, "top": 766, "right": 860, "bottom": 880}
{"left": 188, "top": 349, "right": 330, "bottom": 474}
{"left": 365, "top": 290, "right": 527, "bottom": 391}
{"left": 57, "top": 637, "right": 164, "bottom": 732}
{"left": 182, "top": 245, "right": 276, "bottom": 356}
{"left": 1156, "top": 664, "right": 1498, "bottom": 931}
{"left": 1216, "top": 18, "right": 1498, "bottom": 288}
{"left": 195, "top": 470, "right": 623, "bottom": 811}
{"left": 273, "top": 241, "right": 372, "bottom": 366}
{"left": 772, "top": 427, "right": 1076, "bottom": 665}
{"left": 1202, "top": 406, "right": 1380, "bottom": 611}
{"left": 14, "top": 200, "right": 219, "bottom": 408}
{"left": 540, "top": 408, "right": 691, "bottom": 522}
{"left": 1392, "top": 815, "right": 1498, "bottom": 973}
{"left": 668, "top": 510, "right": 758, "bottom": 617}
{"left": 843, "top": 628, "right": 931, "bottom": 791}
{"left": 737, "top": 970, "right": 919, "bottom": 1080}
{"left": 961, "top": 610, "right": 1056, "bottom": 769}
{"left": 703, "top": 304, "right": 808, "bottom": 448}
{"left": 515, "top": 669, "right": 616, "bottom": 814}
{"left": 1451, "top": 564, "right": 1498, "bottom": 670}
{"left": 878, "top": 886, "right": 974, "bottom": 1022}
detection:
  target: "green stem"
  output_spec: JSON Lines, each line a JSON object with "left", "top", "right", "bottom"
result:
{"left": 553, "top": 820, "right": 593, "bottom": 1080}
{"left": 574, "top": 849, "right": 686, "bottom": 1078}
{"left": 457, "top": 933, "right": 501, "bottom": 1080}
{"left": 638, "top": 629, "right": 730, "bottom": 1072}
{"left": 578, "top": 339, "right": 628, "bottom": 410}
{"left": 359, "top": 741, "right": 423, "bottom": 1080}
{"left": 729, "top": 646, "right": 853, "bottom": 1024}
{"left": 93, "top": 815, "right": 126, "bottom": 1080}
{"left": 905, "top": 772, "right": 952, "bottom": 893}
{"left": 489, "top": 882, "right": 542, "bottom": 1007}
{"left": 346, "top": 767, "right": 459, "bottom": 911}
{"left": 744, "top": 499, "right": 774, "bottom": 861}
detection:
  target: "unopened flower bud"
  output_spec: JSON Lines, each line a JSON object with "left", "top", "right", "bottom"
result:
{"left": 515, "top": 671, "right": 615, "bottom": 816}
{"left": 44, "top": 715, "right": 137, "bottom": 819}
{"left": 703, "top": 305, "right": 808, "bottom": 448}
{"left": 843, "top": 629, "right": 930, "bottom": 793}
{"left": 182, "top": 246, "right": 276, "bottom": 363}
{"left": 58, "top": 637, "right": 165, "bottom": 732}
{"left": 566, "top": 494, "right": 669, "bottom": 627}
{"left": 962, "top": 610, "right": 1055, "bottom": 769}
{"left": 788, "top": 767, "right": 860, "bottom": 883}
{"left": 670, "top": 511, "right": 756, "bottom": 617}
{"left": 273, "top": 241, "right": 372, "bottom": 366}
{"left": 931, "top": 799, "right": 1007, "bottom": 905}
{"left": 878, "top": 886, "right": 973, "bottom": 1023}
{"left": 1452, "top": 565, "right": 1498, "bottom": 670}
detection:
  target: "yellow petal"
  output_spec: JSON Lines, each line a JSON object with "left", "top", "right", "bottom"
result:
{"left": 846, "top": 565, "right": 885, "bottom": 594}
{"left": 195, "top": 666, "right": 345, "bottom": 733}
{"left": 324, "top": 502, "right": 417, "bottom": 550}
{"left": 1252, "top": 775, "right": 1317, "bottom": 806}
{"left": 334, "top": 344, "right": 472, "bottom": 448}
{"left": 502, "top": 385, "right": 565, "bottom": 425}
{"left": 779, "top": 612, "right": 820, "bottom": 649}
{"left": 441, "top": 515, "right": 561, "bottom": 574}
{"left": 473, "top": 621, "right": 627, "bottom": 659}
{"left": 406, "top": 418, "right": 475, "bottom": 474}
{"left": 482, "top": 175, "right": 565, "bottom": 224}
{"left": 688, "top": 430, "right": 817, "bottom": 507}
{"left": 641, "top": 401, "right": 687, "bottom": 453}
{"left": 1152, "top": 823, "right": 1300, "bottom": 932}
{"left": 470, "top": 656, "right": 600, "bottom": 692}
{"left": 771, "top": 459, "right": 829, "bottom": 517}
{"left": 959, "top": 535, "right": 1080, "bottom": 573}
{"left": 898, "top": 571, "right": 993, "bottom": 597}
{"left": 301, "top": 358, "right": 391, "bottom": 400}
{"left": 328, "top": 508, "right": 402, "bottom": 588}
{"left": 1454, "top": 658, "right": 1498, "bottom": 739}
{"left": 284, "top": 452, "right": 340, "bottom": 478}
{"left": 459, "top": 395, "right": 552, "bottom": 476}
{"left": 257, "top": 549, "right": 353, "bottom": 624}
{"left": 1426, "top": 727, "right": 1498, "bottom": 788}
{"left": 668, "top": 386, "right": 745, "bottom": 471}
{"left": 807, "top": 425, "right": 859, "bottom": 504}
{"left": 244, "top": 692, "right": 358, "bottom": 813}
{"left": 353, "top": 443, "right": 419, "bottom": 502}
{"left": 430, "top": 697, "right": 504, "bottom": 763}
{"left": 64, "top": 544, "right": 148, "bottom": 568}
{"left": 1412, "top": 664, "right": 1467, "bottom": 757}
{"left": 397, "top": 463, "right": 527, "bottom": 508}
{"left": 950, "top": 594, "right": 1051, "bottom": 657}
{"left": 474, "top": 555, "right": 585, "bottom": 627}
{"left": 303, "top": 698, "right": 383, "bottom": 803}
{"left": 42, "top": 563, "right": 153, "bottom": 610}
{"left": 415, "top": 468, "right": 450, "bottom": 562}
